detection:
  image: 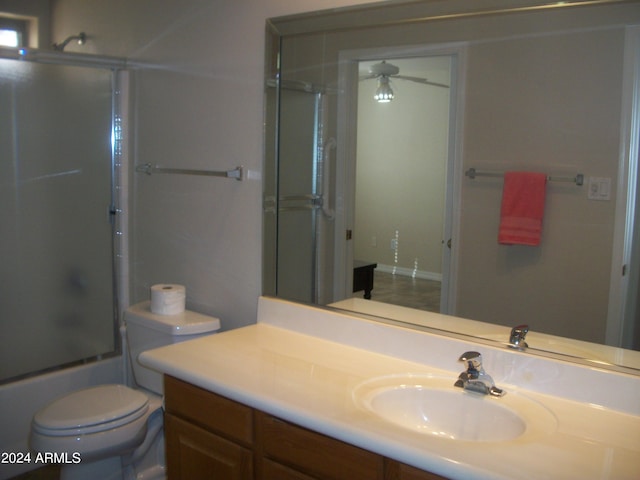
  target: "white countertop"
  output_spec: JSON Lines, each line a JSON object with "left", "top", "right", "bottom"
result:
{"left": 140, "top": 297, "right": 640, "bottom": 480}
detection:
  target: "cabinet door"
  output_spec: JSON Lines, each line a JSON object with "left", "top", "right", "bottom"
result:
{"left": 165, "top": 413, "right": 253, "bottom": 480}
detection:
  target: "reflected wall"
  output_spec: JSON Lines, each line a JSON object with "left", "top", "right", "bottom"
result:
{"left": 456, "top": 26, "right": 623, "bottom": 343}
{"left": 270, "top": 2, "right": 640, "bottom": 347}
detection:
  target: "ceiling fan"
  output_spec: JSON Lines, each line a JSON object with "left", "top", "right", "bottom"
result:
{"left": 360, "top": 60, "right": 449, "bottom": 102}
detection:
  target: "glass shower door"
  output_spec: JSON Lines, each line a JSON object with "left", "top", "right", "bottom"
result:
{"left": 0, "top": 58, "right": 117, "bottom": 382}
{"left": 276, "top": 88, "right": 321, "bottom": 303}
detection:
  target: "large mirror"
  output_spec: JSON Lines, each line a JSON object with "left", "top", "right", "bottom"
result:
{"left": 264, "top": 0, "right": 640, "bottom": 373}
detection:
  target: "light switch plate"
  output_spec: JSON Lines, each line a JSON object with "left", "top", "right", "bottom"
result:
{"left": 588, "top": 177, "right": 611, "bottom": 201}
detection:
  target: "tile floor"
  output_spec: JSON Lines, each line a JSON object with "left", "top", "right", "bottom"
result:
{"left": 361, "top": 270, "right": 441, "bottom": 312}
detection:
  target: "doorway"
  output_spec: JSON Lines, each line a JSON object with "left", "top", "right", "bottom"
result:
{"left": 354, "top": 57, "right": 451, "bottom": 311}
{"left": 335, "top": 46, "right": 464, "bottom": 313}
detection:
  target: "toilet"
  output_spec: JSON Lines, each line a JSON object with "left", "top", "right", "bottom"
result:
{"left": 29, "top": 301, "right": 220, "bottom": 480}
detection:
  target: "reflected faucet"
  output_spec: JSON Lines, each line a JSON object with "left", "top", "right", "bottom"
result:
{"left": 509, "top": 324, "right": 529, "bottom": 349}
{"left": 454, "top": 351, "right": 505, "bottom": 397}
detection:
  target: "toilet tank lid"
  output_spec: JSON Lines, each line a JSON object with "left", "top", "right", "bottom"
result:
{"left": 125, "top": 301, "right": 221, "bottom": 335}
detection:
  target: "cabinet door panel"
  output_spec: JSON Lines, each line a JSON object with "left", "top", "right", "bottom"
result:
{"left": 166, "top": 413, "right": 253, "bottom": 480}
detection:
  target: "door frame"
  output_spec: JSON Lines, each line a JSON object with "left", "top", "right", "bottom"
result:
{"left": 334, "top": 43, "right": 467, "bottom": 312}
{"left": 606, "top": 25, "right": 640, "bottom": 348}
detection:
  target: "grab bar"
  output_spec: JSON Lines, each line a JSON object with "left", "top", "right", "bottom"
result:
{"left": 465, "top": 167, "right": 583, "bottom": 186}
{"left": 135, "top": 163, "right": 243, "bottom": 181}
{"left": 321, "top": 138, "right": 336, "bottom": 220}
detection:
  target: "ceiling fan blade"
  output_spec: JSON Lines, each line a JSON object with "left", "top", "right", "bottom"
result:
{"left": 359, "top": 74, "right": 378, "bottom": 81}
{"left": 394, "top": 74, "right": 449, "bottom": 88}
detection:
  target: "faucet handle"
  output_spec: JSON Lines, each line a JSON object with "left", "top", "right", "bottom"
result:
{"left": 509, "top": 324, "right": 529, "bottom": 348}
{"left": 455, "top": 351, "right": 506, "bottom": 397}
{"left": 458, "top": 351, "right": 483, "bottom": 372}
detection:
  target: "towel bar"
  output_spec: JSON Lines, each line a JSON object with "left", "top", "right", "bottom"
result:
{"left": 135, "top": 163, "right": 243, "bottom": 181}
{"left": 465, "top": 168, "right": 583, "bottom": 186}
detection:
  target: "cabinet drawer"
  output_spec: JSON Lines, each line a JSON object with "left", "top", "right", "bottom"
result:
{"left": 164, "top": 375, "right": 253, "bottom": 445}
{"left": 258, "top": 412, "right": 384, "bottom": 480}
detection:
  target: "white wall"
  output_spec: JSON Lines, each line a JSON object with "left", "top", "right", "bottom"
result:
{"left": 49, "top": 0, "right": 382, "bottom": 331}
{"left": 456, "top": 27, "right": 623, "bottom": 342}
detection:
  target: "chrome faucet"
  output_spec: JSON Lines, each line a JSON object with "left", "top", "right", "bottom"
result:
{"left": 454, "top": 351, "right": 505, "bottom": 397}
{"left": 509, "top": 324, "right": 529, "bottom": 349}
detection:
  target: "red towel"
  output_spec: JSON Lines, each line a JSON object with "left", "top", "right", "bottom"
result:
{"left": 498, "top": 172, "right": 547, "bottom": 246}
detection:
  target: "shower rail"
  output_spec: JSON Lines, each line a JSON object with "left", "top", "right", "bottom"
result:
{"left": 135, "top": 163, "right": 244, "bottom": 181}
{"left": 0, "top": 46, "right": 126, "bottom": 69}
{"left": 465, "top": 167, "right": 584, "bottom": 186}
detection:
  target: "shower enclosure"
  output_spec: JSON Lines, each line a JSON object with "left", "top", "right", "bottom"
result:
{"left": 264, "top": 82, "right": 336, "bottom": 305}
{"left": 0, "top": 50, "right": 126, "bottom": 383}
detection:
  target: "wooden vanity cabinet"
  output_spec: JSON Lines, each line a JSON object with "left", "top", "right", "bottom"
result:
{"left": 164, "top": 375, "right": 447, "bottom": 480}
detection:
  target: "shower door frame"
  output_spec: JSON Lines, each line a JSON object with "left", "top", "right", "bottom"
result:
{"left": 274, "top": 83, "right": 330, "bottom": 304}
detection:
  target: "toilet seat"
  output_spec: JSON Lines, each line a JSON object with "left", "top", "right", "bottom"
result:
{"left": 32, "top": 385, "right": 149, "bottom": 436}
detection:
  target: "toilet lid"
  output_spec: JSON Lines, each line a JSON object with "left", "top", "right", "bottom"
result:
{"left": 33, "top": 385, "right": 149, "bottom": 432}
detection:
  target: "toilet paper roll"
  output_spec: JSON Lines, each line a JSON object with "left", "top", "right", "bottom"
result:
{"left": 150, "top": 284, "right": 186, "bottom": 315}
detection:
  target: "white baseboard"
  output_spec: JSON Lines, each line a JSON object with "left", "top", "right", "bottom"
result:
{"left": 375, "top": 263, "right": 442, "bottom": 282}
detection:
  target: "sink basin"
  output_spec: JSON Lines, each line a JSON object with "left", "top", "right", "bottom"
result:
{"left": 353, "top": 374, "right": 556, "bottom": 443}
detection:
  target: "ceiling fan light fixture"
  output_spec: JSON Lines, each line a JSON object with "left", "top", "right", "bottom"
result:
{"left": 374, "top": 76, "right": 394, "bottom": 103}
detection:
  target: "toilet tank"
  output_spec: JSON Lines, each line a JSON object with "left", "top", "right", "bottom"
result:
{"left": 125, "top": 301, "right": 221, "bottom": 394}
